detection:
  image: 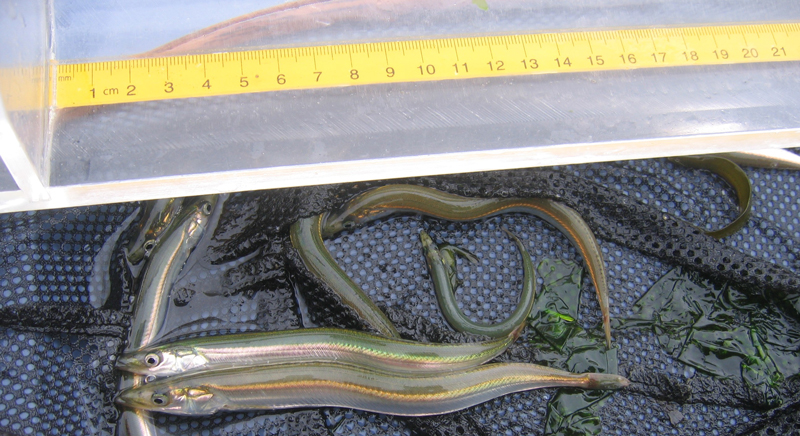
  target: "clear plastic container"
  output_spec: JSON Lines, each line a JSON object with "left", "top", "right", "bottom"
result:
{"left": 1, "top": 0, "right": 799, "bottom": 212}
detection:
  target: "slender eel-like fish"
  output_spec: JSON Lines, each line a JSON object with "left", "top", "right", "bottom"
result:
{"left": 127, "top": 196, "right": 216, "bottom": 351}
{"left": 116, "top": 361, "right": 629, "bottom": 416}
{"left": 118, "top": 196, "right": 215, "bottom": 435}
{"left": 321, "top": 184, "right": 612, "bottom": 347}
{"left": 290, "top": 214, "right": 401, "bottom": 338}
{"left": 420, "top": 229, "right": 535, "bottom": 337}
{"left": 117, "top": 326, "right": 521, "bottom": 378}
{"left": 670, "top": 155, "right": 752, "bottom": 239}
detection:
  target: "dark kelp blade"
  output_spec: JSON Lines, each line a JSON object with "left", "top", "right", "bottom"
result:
{"left": 620, "top": 266, "right": 799, "bottom": 408}
{"left": 528, "top": 258, "right": 620, "bottom": 435}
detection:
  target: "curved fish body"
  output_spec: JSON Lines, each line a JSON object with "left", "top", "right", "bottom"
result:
{"left": 671, "top": 155, "right": 752, "bottom": 239}
{"left": 127, "top": 196, "right": 216, "bottom": 351}
{"left": 322, "top": 184, "right": 612, "bottom": 347}
{"left": 714, "top": 149, "right": 800, "bottom": 171}
{"left": 420, "top": 230, "right": 535, "bottom": 338}
{"left": 290, "top": 214, "right": 400, "bottom": 338}
{"left": 127, "top": 198, "right": 185, "bottom": 265}
{"left": 116, "top": 362, "right": 629, "bottom": 416}
{"left": 117, "top": 327, "right": 519, "bottom": 378}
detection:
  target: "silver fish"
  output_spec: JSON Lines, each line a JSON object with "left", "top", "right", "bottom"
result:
{"left": 127, "top": 196, "right": 216, "bottom": 351}
{"left": 116, "top": 326, "right": 522, "bottom": 378}
{"left": 116, "top": 361, "right": 629, "bottom": 416}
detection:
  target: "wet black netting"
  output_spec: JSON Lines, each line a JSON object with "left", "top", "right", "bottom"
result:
{"left": 2, "top": 154, "right": 800, "bottom": 436}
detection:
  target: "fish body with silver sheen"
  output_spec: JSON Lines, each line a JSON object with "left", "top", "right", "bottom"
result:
{"left": 117, "top": 327, "right": 520, "bottom": 378}
{"left": 127, "top": 197, "right": 216, "bottom": 352}
{"left": 116, "top": 362, "right": 629, "bottom": 416}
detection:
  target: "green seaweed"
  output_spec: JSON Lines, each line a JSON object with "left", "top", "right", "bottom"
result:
{"left": 617, "top": 267, "right": 719, "bottom": 355}
{"left": 618, "top": 267, "right": 800, "bottom": 407}
{"left": 528, "top": 258, "right": 616, "bottom": 436}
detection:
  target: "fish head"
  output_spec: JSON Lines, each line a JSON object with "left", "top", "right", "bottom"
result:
{"left": 116, "top": 383, "right": 221, "bottom": 415}
{"left": 586, "top": 373, "right": 631, "bottom": 390}
{"left": 418, "top": 230, "right": 434, "bottom": 249}
{"left": 173, "top": 196, "right": 216, "bottom": 250}
{"left": 174, "top": 196, "right": 216, "bottom": 233}
{"left": 127, "top": 238, "right": 157, "bottom": 264}
{"left": 183, "top": 197, "right": 215, "bottom": 233}
{"left": 320, "top": 186, "right": 409, "bottom": 238}
{"left": 418, "top": 230, "right": 447, "bottom": 266}
{"left": 321, "top": 205, "right": 393, "bottom": 238}
{"left": 117, "top": 347, "right": 209, "bottom": 377}
{"left": 126, "top": 198, "right": 184, "bottom": 264}
{"left": 127, "top": 196, "right": 214, "bottom": 264}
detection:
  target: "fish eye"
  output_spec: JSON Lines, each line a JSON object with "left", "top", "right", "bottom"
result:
{"left": 144, "top": 375, "right": 156, "bottom": 384}
{"left": 201, "top": 202, "right": 212, "bottom": 215}
{"left": 342, "top": 221, "right": 355, "bottom": 229}
{"left": 143, "top": 240, "right": 156, "bottom": 253}
{"left": 151, "top": 393, "right": 170, "bottom": 406}
{"left": 144, "top": 353, "right": 161, "bottom": 367}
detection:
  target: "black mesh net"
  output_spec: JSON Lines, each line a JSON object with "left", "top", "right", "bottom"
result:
{"left": 1, "top": 154, "right": 799, "bottom": 436}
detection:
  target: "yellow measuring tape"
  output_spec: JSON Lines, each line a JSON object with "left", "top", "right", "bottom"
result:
{"left": 54, "top": 23, "right": 800, "bottom": 108}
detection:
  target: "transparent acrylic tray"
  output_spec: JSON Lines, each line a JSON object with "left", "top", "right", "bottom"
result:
{"left": 1, "top": 0, "right": 799, "bottom": 212}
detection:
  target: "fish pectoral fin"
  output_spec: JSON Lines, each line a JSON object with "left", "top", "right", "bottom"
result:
{"left": 187, "top": 387, "right": 213, "bottom": 401}
{"left": 184, "top": 386, "right": 223, "bottom": 415}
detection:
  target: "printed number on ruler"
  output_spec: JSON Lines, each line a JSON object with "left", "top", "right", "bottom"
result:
{"left": 55, "top": 23, "right": 800, "bottom": 108}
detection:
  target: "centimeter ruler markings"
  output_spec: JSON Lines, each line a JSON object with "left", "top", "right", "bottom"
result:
{"left": 54, "top": 23, "right": 800, "bottom": 108}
